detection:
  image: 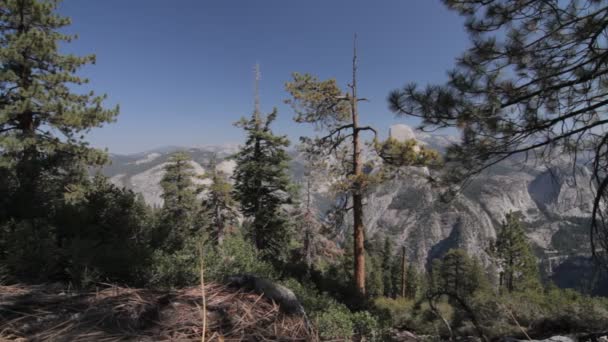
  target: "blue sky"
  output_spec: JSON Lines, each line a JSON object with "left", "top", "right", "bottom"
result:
{"left": 58, "top": 0, "right": 468, "bottom": 154}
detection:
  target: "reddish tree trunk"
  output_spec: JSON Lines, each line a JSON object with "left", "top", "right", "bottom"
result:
{"left": 401, "top": 246, "right": 407, "bottom": 298}
{"left": 351, "top": 36, "right": 366, "bottom": 297}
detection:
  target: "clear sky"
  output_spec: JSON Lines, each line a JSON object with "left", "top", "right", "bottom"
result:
{"left": 58, "top": 0, "right": 468, "bottom": 154}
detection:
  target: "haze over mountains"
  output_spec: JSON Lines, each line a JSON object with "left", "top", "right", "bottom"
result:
{"left": 103, "top": 124, "right": 599, "bottom": 291}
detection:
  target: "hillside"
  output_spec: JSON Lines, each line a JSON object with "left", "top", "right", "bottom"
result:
{"left": 101, "top": 125, "right": 600, "bottom": 291}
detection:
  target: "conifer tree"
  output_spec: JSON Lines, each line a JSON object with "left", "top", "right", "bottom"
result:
{"left": 400, "top": 246, "right": 407, "bottom": 298}
{"left": 381, "top": 237, "right": 394, "bottom": 297}
{"left": 404, "top": 263, "right": 420, "bottom": 299}
{"left": 0, "top": 0, "right": 119, "bottom": 219}
{"left": 431, "top": 249, "right": 488, "bottom": 302}
{"left": 286, "top": 38, "right": 438, "bottom": 297}
{"left": 387, "top": 0, "right": 608, "bottom": 265}
{"left": 233, "top": 67, "right": 292, "bottom": 262}
{"left": 294, "top": 150, "right": 325, "bottom": 269}
{"left": 390, "top": 253, "right": 402, "bottom": 298}
{"left": 159, "top": 152, "right": 199, "bottom": 249}
{"left": 367, "top": 253, "right": 384, "bottom": 298}
{"left": 430, "top": 249, "right": 489, "bottom": 340}
{"left": 0, "top": 0, "right": 119, "bottom": 282}
{"left": 285, "top": 45, "right": 372, "bottom": 295}
{"left": 200, "top": 154, "right": 238, "bottom": 246}
{"left": 491, "top": 212, "right": 540, "bottom": 293}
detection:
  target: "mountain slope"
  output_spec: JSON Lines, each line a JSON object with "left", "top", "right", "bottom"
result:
{"left": 102, "top": 126, "right": 596, "bottom": 286}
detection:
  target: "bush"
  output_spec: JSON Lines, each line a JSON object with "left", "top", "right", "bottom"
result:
{"left": 316, "top": 304, "right": 354, "bottom": 340}
{"left": 148, "top": 236, "right": 202, "bottom": 288}
{"left": 352, "top": 311, "right": 381, "bottom": 341}
{"left": 282, "top": 278, "right": 383, "bottom": 341}
{"left": 373, "top": 296, "right": 415, "bottom": 328}
{"left": 203, "top": 233, "right": 277, "bottom": 281}
{"left": 467, "top": 288, "right": 608, "bottom": 339}
{"left": 281, "top": 278, "right": 337, "bottom": 313}
{"left": 0, "top": 219, "right": 60, "bottom": 283}
{"left": 281, "top": 278, "right": 353, "bottom": 339}
{"left": 148, "top": 233, "right": 277, "bottom": 288}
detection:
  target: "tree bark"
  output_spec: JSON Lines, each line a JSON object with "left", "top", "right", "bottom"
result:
{"left": 401, "top": 246, "right": 407, "bottom": 298}
{"left": 351, "top": 34, "right": 366, "bottom": 297}
{"left": 215, "top": 202, "right": 224, "bottom": 246}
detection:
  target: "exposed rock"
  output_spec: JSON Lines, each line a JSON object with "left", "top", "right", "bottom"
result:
{"left": 390, "top": 123, "right": 418, "bottom": 142}
{"left": 102, "top": 131, "right": 596, "bottom": 284}
{"left": 502, "top": 336, "right": 575, "bottom": 342}
{"left": 225, "top": 274, "right": 305, "bottom": 316}
{"left": 388, "top": 328, "right": 419, "bottom": 341}
{"left": 132, "top": 152, "right": 161, "bottom": 165}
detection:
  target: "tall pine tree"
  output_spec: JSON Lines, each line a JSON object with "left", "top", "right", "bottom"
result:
{"left": 404, "top": 263, "right": 420, "bottom": 299}
{"left": 158, "top": 152, "right": 200, "bottom": 249}
{"left": 293, "top": 150, "right": 325, "bottom": 270}
{"left": 381, "top": 237, "right": 394, "bottom": 297}
{"left": 430, "top": 249, "right": 490, "bottom": 340}
{"left": 0, "top": 0, "right": 119, "bottom": 220}
{"left": 200, "top": 154, "right": 238, "bottom": 246}
{"left": 0, "top": 0, "right": 118, "bottom": 282}
{"left": 490, "top": 212, "right": 540, "bottom": 293}
{"left": 233, "top": 65, "right": 292, "bottom": 263}
{"left": 286, "top": 37, "right": 438, "bottom": 296}
{"left": 387, "top": 0, "right": 608, "bottom": 266}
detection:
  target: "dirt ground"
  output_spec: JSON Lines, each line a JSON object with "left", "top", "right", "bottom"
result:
{"left": 0, "top": 283, "right": 313, "bottom": 341}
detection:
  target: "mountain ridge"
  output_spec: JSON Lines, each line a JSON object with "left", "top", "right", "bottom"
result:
{"left": 101, "top": 125, "right": 599, "bottom": 291}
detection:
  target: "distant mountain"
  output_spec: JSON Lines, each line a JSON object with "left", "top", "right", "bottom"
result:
{"left": 102, "top": 125, "right": 601, "bottom": 292}
{"left": 102, "top": 145, "right": 238, "bottom": 207}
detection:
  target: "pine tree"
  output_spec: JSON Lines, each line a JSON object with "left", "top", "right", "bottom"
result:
{"left": 200, "top": 154, "right": 238, "bottom": 246}
{"left": 294, "top": 150, "right": 325, "bottom": 270}
{"left": 286, "top": 37, "right": 438, "bottom": 297}
{"left": 491, "top": 212, "right": 541, "bottom": 293}
{"left": 364, "top": 236, "right": 384, "bottom": 297}
{"left": 159, "top": 152, "right": 199, "bottom": 249}
{"left": 285, "top": 41, "right": 371, "bottom": 295}
{"left": 233, "top": 68, "right": 292, "bottom": 263}
{"left": 430, "top": 249, "right": 490, "bottom": 340}
{"left": 404, "top": 263, "right": 420, "bottom": 299}
{"left": 432, "top": 249, "right": 488, "bottom": 301}
{"left": 55, "top": 174, "right": 152, "bottom": 286}
{"left": 381, "top": 237, "right": 393, "bottom": 297}
{"left": 387, "top": 0, "right": 608, "bottom": 265}
{"left": 400, "top": 246, "right": 407, "bottom": 298}
{"left": 0, "top": 0, "right": 118, "bottom": 283}
{"left": 390, "top": 253, "right": 402, "bottom": 298}
{"left": 0, "top": 0, "right": 119, "bottom": 220}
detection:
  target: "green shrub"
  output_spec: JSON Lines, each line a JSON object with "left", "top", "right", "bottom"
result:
{"left": 467, "top": 288, "right": 608, "bottom": 339}
{"left": 148, "top": 236, "right": 201, "bottom": 288}
{"left": 148, "top": 233, "right": 277, "bottom": 288}
{"left": 373, "top": 296, "right": 415, "bottom": 328}
{"left": 203, "top": 233, "right": 277, "bottom": 281}
{"left": 281, "top": 278, "right": 363, "bottom": 340}
{"left": 0, "top": 219, "right": 60, "bottom": 283}
{"left": 316, "top": 303, "right": 354, "bottom": 340}
{"left": 352, "top": 311, "right": 381, "bottom": 341}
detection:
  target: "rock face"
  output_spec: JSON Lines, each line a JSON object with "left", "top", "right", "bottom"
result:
{"left": 103, "top": 146, "right": 234, "bottom": 207}
{"left": 356, "top": 152, "right": 594, "bottom": 274}
{"left": 226, "top": 275, "right": 305, "bottom": 316}
{"left": 103, "top": 127, "right": 596, "bottom": 284}
{"left": 389, "top": 124, "right": 418, "bottom": 142}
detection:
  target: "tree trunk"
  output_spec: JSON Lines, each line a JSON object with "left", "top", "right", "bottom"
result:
{"left": 401, "top": 246, "right": 407, "bottom": 298}
{"left": 253, "top": 135, "right": 263, "bottom": 250}
{"left": 353, "top": 192, "right": 365, "bottom": 295}
{"left": 351, "top": 35, "right": 366, "bottom": 297}
{"left": 216, "top": 204, "right": 224, "bottom": 246}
